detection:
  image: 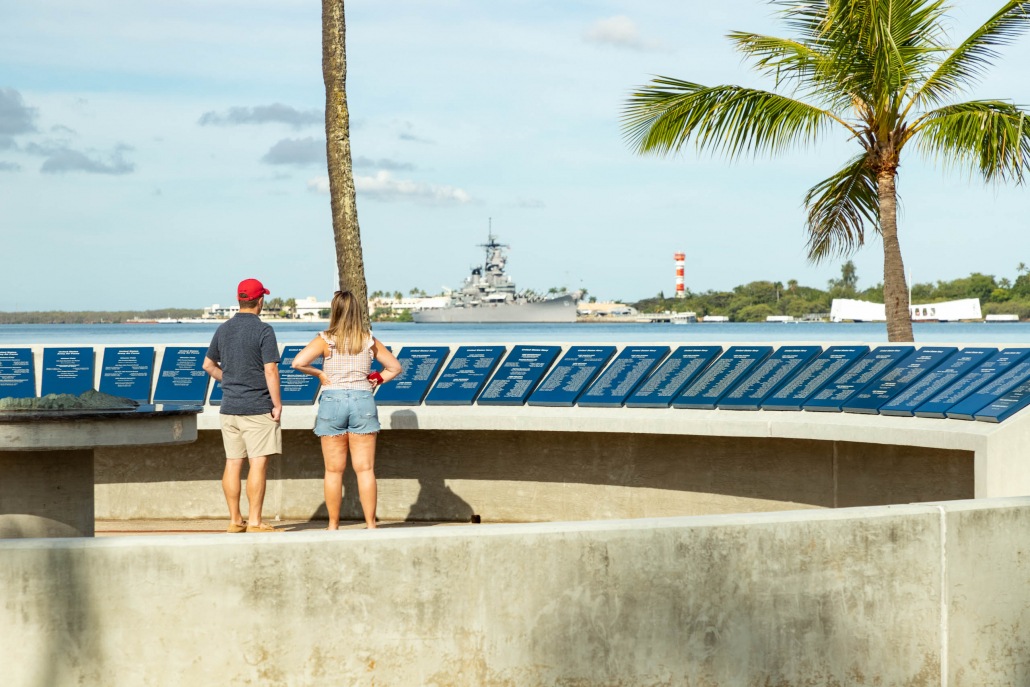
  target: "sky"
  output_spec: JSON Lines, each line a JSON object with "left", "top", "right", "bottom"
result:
{"left": 2, "top": 1, "right": 1029, "bottom": 311}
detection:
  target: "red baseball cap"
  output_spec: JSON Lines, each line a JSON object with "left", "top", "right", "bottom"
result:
{"left": 237, "top": 278, "right": 270, "bottom": 300}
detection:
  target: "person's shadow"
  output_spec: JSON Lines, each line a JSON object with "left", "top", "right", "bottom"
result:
{"left": 391, "top": 409, "right": 477, "bottom": 524}
{"left": 405, "top": 475, "right": 475, "bottom": 522}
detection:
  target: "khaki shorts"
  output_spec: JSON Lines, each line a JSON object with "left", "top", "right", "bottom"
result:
{"left": 219, "top": 413, "right": 282, "bottom": 460}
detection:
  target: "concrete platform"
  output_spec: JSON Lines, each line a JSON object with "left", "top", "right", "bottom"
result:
{"left": 94, "top": 518, "right": 477, "bottom": 536}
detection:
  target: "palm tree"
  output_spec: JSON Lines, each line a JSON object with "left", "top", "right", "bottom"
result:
{"left": 322, "top": 0, "right": 369, "bottom": 325}
{"left": 623, "top": 0, "right": 1030, "bottom": 341}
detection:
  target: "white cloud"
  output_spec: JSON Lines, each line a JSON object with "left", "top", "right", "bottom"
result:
{"left": 584, "top": 16, "right": 660, "bottom": 51}
{"left": 24, "top": 141, "right": 136, "bottom": 175}
{"left": 262, "top": 137, "right": 325, "bottom": 166}
{"left": 0, "top": 88, "right": 38, "bottom": 136}
{"left": 307, "top": 171, "right": 471, "bottom": 204}
{"left": 199, "top": 103, "right": 322, "bottom": 129}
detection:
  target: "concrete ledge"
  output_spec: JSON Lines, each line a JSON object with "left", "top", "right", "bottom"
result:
{"left": 5, "top": 498, "right": 1030, "bottom": 685}
{"left": 0, "top": 414, "right": 197, "bottom": 451}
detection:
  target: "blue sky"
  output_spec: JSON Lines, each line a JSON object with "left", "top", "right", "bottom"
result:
{"left": 2, "top": 1, "right": 1028, "bottom": 311}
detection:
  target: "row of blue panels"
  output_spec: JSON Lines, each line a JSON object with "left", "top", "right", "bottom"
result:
{"left": 2, "top": 344, "right": 1030, "bottom": 423}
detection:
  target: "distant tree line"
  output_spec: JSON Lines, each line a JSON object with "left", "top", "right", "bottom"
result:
{"left": 631, "top": 262, "right": 1030, "bottom": 322}
{"left": 0, "top": 309, "right": 203, "bottom": 325}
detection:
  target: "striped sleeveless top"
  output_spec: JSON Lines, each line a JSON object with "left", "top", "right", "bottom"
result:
{"left": 319, "top": 331, "right": 374, "bottom": 390}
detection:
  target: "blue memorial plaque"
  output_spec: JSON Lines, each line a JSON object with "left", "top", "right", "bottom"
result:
{"left": 208, "top": 379, "right": 223, "bottom": 405}
{"left": 944, "top": 354, "right": 1030, "bottom": 420}
{"left": 153, "top": 347, "right": 211, "bottom": 404}
{"left": 98, "top": 347, "right": 155, "bottom": 403}
{"left": 761, "top": 346, "right": 869, "bottom": 411}
{"left": 718, "top": 346, "right": 822, "bottom": 411}
{"left": 41, "top": 347, "right": 95, "bottom": 397}
{"left": 879, "top": 348, "right": 997, "bottom": 417}
{"left": 578, "top": 346, "right": 670, "bottom": 408}
{"left": 915, "top": 348, "right": 1030, "bottom": 418}
{"left": 425, "top": 346, "right": 506, "bottom": 405}
{"left": 673, "top": 346, "right": 774, "bottom": 410}
{"left": 278, "top": 344, "right": 322, "bottom": 405}
{"left": 527, "top": 346, "right": 617, "bottom": 407}
{"left": 0, "top": 348, "right": 36, "bottom": 399}
{"left": 801, "top": 346, "right": 914, "bottom": 412}
{"left": 624, "top": 346, "right": 723, "bottom": 408}
{"left": 374, "top": 346, "right": 450, "bottom": 406}
{"left": 477, "top": 345, "right": 561, "bottom": 406}
{"left": 974, "top": 377, "right": 1030, "bottom": 423}
{"left": 842, "top": 346, "right": 958, "bottom": 414}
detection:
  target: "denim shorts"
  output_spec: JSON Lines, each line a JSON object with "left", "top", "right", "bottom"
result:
{"left": 314, "top": 389, "right": 381, "bottom": 436}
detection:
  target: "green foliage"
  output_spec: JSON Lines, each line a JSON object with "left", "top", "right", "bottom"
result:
{"left": 0, "top": 309, "right": 203, "bottom": 324}
{"left": 736, "top": 304, "right": 778, "bottom": 322}
{"left": 630, "top": 266, "right": 1026, "bottom": 322}
{"left": 623, "top": 0, "right": 1030, "bottom": 340}
{"left": 370, "top": 307, "right": 413, "bottom": 323}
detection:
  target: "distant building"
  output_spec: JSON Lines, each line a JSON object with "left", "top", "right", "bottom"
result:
{"left": 830, "top": 298, "right": 982, "bottom": 322}
{"left": 370, "top": 295, "right": 450, "bottom": 312}
{"left": 202, "top": 303, "right": 239, "bottom": 319}
{"left": 202, "top": 294, "right": 452, "bottom": 320}
{"left": 293, "top": 296, "right": 331, "bottom": 319}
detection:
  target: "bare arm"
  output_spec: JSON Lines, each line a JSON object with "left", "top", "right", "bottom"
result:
{"left": 202, "top": 356, "right": 222, "bottom": 382}
{"left": 291, "top": 336, "right": 329, "bottom": 386}
{"left": 372, "top": 338, "right": 403, "bottom": 384}
{"left": 264, "top": 362, "right": 282, "bottom": 422}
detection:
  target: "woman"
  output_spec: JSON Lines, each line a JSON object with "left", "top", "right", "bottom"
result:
{"left": 292, "top": 291, "right": 402, "bottom": 529}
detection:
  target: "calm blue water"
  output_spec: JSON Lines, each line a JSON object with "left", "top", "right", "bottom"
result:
{"left": 1, "top": 321, "right": 1028, "bottom": 345}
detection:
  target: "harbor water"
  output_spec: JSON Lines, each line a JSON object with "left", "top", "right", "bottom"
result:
{"left": 2, "top": 320, "right": 1029, "bottom": 346}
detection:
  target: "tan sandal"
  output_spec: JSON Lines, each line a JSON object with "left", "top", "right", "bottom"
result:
{"left": 246, "top": 523, "right": 278, "bottom": 533}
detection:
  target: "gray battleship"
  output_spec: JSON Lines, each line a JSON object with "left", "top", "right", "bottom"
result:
{"left": 411, "top": 233, "right": 578, "bottom": 323}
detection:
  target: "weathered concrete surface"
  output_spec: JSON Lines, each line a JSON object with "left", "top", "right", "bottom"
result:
{"left": 1, "top": 412, "right": 199, "bottom": 538}
{"left": 944, "top": 500, "right": 1030, "bottom": 686}
{"left": 0, "top": 449, "right": 94, "bottom": 537}
{"left": 94, "top": 428, "right": 974, "bottom": 522}
{"left": 1, "top": 502, "right": 963, "bottom": 687}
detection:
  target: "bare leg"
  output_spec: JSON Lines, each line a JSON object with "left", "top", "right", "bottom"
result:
{"left": 222, "top": 458, "right": 245, "bottom": 525}
{"left": 246, "top": 455, "right": 269, "bottom": 527}
{"left": 321, "top": 435, "right": 349, "bottom": 529}
{"left": 349, "top": 433, "right": 378, "bottom": 528}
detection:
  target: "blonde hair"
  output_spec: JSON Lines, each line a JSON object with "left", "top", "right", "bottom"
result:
{"left": 325, "top": 291, "right": 369, "bottom": 355}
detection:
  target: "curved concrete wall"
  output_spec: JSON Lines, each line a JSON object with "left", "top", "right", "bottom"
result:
{"left": 94, "top": 428, "right": 975, "bottom": 522}
{"left": 5, "top": 498, "right": 1030, "bottom": 686}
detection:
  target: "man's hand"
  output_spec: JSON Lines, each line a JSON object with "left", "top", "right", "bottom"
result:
{"left": 271, "top": 405, "right": 282, "bottom": 423}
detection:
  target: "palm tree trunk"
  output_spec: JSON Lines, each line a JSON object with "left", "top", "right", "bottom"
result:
{"left": 322, "top": 0, "right": 368, "bottom": 324}
{"left": 877, "top": 169, "right": 913, "bottom": 342}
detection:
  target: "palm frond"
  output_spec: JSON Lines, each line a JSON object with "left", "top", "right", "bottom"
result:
{"left": 836, "top": 0, "right": 948, "bottom": 113}
{"left": 915, "top": 1, "right": 1030, "bottom": 106}
{"left": 910, "top": 100, "right": 1030, "bottom": 183}
{"left": 804, "top": 153, "right": 879, "bottom": 262}
{"left": 621, "top": 77, "right": 847, "bottom": 159}
{"left": 728, "top": 32, "right": 824, "bottom": 87}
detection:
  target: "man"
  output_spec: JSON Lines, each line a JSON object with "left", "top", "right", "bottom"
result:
{"left": 202, "top": 278, "right": 283, "bottom": 533}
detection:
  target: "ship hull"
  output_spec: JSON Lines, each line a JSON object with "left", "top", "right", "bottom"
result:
{"left": 411, "top": 295, "right": 577, "bottom": 323}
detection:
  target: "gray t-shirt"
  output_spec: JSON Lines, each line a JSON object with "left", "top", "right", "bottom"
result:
{"left": 206, "top": 313, "right": 280, "bottom": 415}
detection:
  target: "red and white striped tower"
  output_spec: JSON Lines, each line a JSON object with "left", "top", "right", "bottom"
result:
{"left": 674, "top": 252, "right": 686, "bottom": 298}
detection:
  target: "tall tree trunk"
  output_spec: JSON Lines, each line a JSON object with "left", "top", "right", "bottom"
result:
{"left": 322, "top": 0, "right": 368, "bottom": 326}
{"left": 877, "top": 169, "right": 913, "bottom": 342}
